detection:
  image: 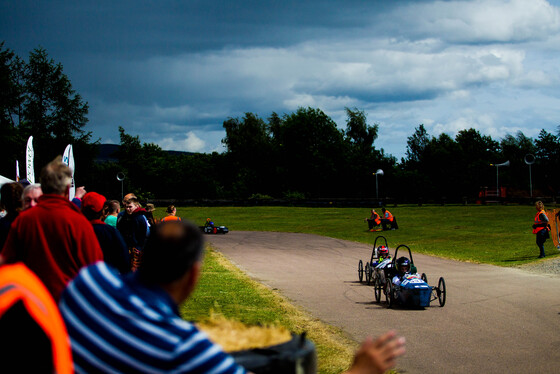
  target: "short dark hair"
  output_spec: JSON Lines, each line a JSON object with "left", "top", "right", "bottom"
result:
{"left": 0, "top": 182, "right": 24, "bottom": 215}
{"left": 138, "top": 220, "right": 204, "bottom": 285}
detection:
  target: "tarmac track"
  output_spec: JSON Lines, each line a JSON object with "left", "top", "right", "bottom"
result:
{"left": 207, "top": 231, "right": 560, "bottom": 374}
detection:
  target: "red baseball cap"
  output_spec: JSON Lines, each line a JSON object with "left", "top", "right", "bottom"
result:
{"left": 82, "top": 192, "right": 106, "bottom": 213}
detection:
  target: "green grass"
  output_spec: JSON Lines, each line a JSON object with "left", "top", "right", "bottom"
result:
{"left": 156, "top": 205, "right": 559, "bottom": 266}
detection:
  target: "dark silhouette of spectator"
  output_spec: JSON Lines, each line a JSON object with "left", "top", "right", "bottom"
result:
{"left": 103, "top": 200, "right": 120, "bottom": 228}
{"left": 82, "top": 192, "right": 130, "bottom": 274}
{"left": 0, "top": 260, "right": 73, "bottom": 373}
{"left": 117, "top": 196, "right": 149, "bottom": 271}
{"left": 0, "top": 182, "right": 24, "bottom": 248}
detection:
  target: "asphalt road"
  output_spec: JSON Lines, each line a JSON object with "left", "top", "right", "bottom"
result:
{"left": 207, "top": 231, "right": 560, "bottom": 374}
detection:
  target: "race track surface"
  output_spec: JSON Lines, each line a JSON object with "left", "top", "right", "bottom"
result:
{"left": 207, "top": 231, "right": 560, "bottom": 374}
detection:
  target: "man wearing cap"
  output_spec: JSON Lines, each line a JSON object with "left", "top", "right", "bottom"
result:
{"left": 1, "top": 157, "right": 103, "bottom": 301}
{"left": 82, "top": 192, "right": 130, "bottom": 274}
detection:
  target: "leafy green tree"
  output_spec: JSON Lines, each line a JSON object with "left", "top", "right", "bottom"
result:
{"left": 534, "top": 129, "right": 560, "bottom": 198}
{"left": 272, "top": 107, "right": 346, "bottom": 197}
{"left": 0, "top": 43, "right": 24, "bottom": 177}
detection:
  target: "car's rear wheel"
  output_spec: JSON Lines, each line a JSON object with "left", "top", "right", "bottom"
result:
{"left": 437, "top": 277, "right": 446, "bottom": 307}
{"left": 358, "top": 260, "right": 363, "bottom": 282}
{"left": 365, "top": 263, "right": 371, "bottom": 284}
{"left": 374, "top": 277, "right": 382, "bottom": 302}
{"left": 386, "top": 279, "right": 394, "bottom": 308}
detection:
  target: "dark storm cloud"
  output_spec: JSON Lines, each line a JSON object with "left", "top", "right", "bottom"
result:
{"left": 2, "top": 0, "right": 560, "bottom": 156}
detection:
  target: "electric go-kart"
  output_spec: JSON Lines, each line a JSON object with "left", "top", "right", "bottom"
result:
{"left": 375, "top": 244, "right": 446, "bottom": 308}
{"left": 357, "top": 236, "right": 393, "bottom": 285}
{"left": 199, "top": 218, "right": 229, "bottom": 234}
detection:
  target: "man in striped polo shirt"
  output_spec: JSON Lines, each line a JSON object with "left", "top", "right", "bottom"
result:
{"left": 59, "top": 220, "right": 246, "bottom": 373}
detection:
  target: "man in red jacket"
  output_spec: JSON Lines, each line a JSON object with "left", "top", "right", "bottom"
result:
{"left": 0, "top": 156, "right": 103, "bottom": 301}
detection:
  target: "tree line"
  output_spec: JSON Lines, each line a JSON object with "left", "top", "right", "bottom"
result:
{"left": 2, "top": 43, "right": 559, "bottom": 203}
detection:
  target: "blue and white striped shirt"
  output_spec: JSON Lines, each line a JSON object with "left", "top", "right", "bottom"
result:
{"left": 59, "top": 262, "right": 246, "bottom": 374}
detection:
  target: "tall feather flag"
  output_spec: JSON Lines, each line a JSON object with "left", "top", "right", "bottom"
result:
{"left": 62, "top": 144, "right": 76, "bottom": 200}
{"left": 26, "top": 136, "right": 35, "bottom": 184}
{"left": 15, "top": 160, "right": 20, "bottom": 181}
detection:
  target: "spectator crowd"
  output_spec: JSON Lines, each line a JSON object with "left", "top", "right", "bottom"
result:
{"left": 0, "top": 156, "right": 405, "bottom": 374}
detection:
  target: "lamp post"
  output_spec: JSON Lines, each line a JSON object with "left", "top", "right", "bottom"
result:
{"left": 116, "top": 172, "right": 125, "bottom": 201}
{"left": 373, "top": 169, "right": 384, "bottom": 200}
{"left": 489, "top": 161, "right": 509, "bottom": 198}
{"left": 524, "top": 154, "right": 535, "bottom": 198}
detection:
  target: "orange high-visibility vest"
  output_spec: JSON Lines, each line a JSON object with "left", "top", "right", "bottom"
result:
{"left": 533, "top": 210, "right": 550, "bottom": 234}
{"left": 384, "top": 210, "right": 394, "bottom": 222}
{"left": 161, "top": 215, "right": 181, "bottom": 222}
{"left": 0, "top": 263, "right": 73, "bottom": 374}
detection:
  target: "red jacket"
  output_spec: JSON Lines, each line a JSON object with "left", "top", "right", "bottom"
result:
{"left": 1, "top": 194, "right": 103, "bottom": 301}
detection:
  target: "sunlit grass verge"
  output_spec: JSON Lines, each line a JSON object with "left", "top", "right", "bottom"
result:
{"left": 181, "top": 247, "right": 374, "bottom": 374}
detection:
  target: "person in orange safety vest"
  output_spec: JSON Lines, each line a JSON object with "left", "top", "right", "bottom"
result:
{"left": 365, "top": 209, "right": 382, "bottom": 231}
{"left": 0, "top": 261, "right": 73, "bottom": 373}
{"left": 532, "top": 201, "right": 550, "bottom": 258}
{"left": 381, "top": 207, "right": 398, "bottom": 231}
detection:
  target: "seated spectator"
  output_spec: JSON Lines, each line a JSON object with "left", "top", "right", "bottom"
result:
{"left": 82, "top": 192, "right": 130, "bottom": 274}
{"left": 21, "top": 183, "right": 42, "bottom": 210}
{"left": 60, "top": 220, "right": 405, "bottom": 374}
{"left": 381, "top": 208, "right": 398, "bottom": 231}
{"left": 0, "top": 182, "right": 24, "bottom": 248}
{"left": 365, "top": 209, "right": 381, "bottom": 231}
{"left": 103, "top": 200, "right": 121, "bottom": 228}
{"left": 161, "top": 204, "right": 181, "bottom": 222}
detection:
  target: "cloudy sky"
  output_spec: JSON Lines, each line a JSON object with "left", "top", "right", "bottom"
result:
{"left": 2, "top": 0, "right": 560, "bottom": 159}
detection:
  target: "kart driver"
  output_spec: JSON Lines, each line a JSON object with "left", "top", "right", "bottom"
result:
{"left": 374, "top": 246, "right": 392, "bottom": 268}
{"left": 392, "top": 257, "right": 411, "bottom": 286}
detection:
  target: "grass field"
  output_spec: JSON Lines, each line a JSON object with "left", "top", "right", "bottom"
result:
{"left": 156, "top": 204, "right": 560, "bottom": 265}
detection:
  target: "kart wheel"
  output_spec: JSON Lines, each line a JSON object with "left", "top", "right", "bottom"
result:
{"left": 437, "top": 277, "right": 446, "bottom": 307}
{"left": 374, "top": 277, "right": 382, "bottom": 302}
{"left": 358, "top": 260, "right": 363, "bottom": 282}
{"left": 365, "top": 263, "right": 371, "bottom": 285}
{"left": 421, "top": 273, "right": 428, "bottom": 283}
{"left": 386, "top": 280, "right": 394, "bottom": 308}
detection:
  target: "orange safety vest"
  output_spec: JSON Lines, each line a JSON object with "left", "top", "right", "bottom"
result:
{"left": 370, "top": 212, "right": 381, "bottom": 225}
{"left": 384, "top": 210, "right": 394, "bottom": 222}
{"left": 0, "top": 263, "right": 73, "bottom": 374}
{"left": 533, "top": 210, "right": 550, "bottom": 234}
{"left": 161, "top": 215, "right": 181, "bottom": 222}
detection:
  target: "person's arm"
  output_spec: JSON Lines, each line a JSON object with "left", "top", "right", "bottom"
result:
{"left": 343, "top": 331, "right": 405, "bottom": 374}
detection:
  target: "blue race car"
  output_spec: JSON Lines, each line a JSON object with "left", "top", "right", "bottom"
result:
{"left": 199, "top": 218, "right": 229, "bottom": 234}
{"left": 380, "top": 244, "right": 446, "bottom": 308}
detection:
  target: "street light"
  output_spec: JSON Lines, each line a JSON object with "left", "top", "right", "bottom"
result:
{"left": 489, "top": 161, "right": 509, "bottom": 198}
{"left": 524, "top": 154, "right": 535, "bottom": 198}
{"left": 116, "top": 172, "right": 125, "bottom": 201}
{"left": 373, "top": 169, "right": 384, "bottom": 200}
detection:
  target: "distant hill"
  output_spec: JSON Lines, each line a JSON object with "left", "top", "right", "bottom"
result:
{"left": 96, "top": 144, "right": 194, "bottom": 163}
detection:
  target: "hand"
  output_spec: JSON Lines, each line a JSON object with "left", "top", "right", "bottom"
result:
{"left": 344, "top": 330, "right": 405, "bottom": 374}
{"left": 532, "top": 224, "right": 537, "bottom": 229}
{"left": 75, "top": 186, "right": 86, "bottom": 199}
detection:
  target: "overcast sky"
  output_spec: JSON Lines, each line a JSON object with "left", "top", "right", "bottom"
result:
{"left": 2, "top": 0, "right": 560, "bottom": 159}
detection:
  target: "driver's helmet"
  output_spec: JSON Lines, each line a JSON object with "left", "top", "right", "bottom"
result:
{"left": 377, "top": 246, "right": 389, "bottom": 259}
{"left": 396, "top": 257, "right": 410, "bottom": 274}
